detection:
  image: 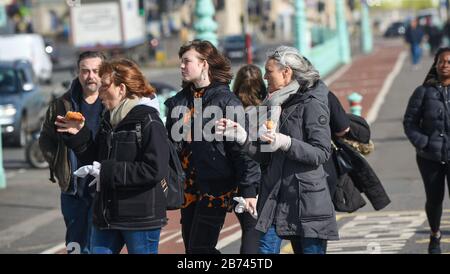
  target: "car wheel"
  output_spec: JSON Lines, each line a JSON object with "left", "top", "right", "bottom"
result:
{"left": 13, "top": 116, "right": 30, "bottom": 148}
{"left": 25, "top": 138, "right": 49, "bottom": 169}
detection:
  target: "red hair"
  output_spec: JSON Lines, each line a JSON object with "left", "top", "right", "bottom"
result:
{"left": 99, "top": 58, "right": 155, "bottom": 98}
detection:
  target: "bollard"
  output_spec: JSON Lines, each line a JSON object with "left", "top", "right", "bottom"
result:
{"left": 0, "top": 129, "right": 6, "bottom": 189}
{"left": 348, "top": 92, "right": 363, "bottom": 116}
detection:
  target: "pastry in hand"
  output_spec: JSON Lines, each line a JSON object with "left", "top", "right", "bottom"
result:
{"left": 265, "top": 120, "right": 274, "bottom": 130}
{"left": 65, "top": 111, "right": 84, "bottom": 122}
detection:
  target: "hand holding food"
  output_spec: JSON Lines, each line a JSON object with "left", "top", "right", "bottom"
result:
{"left": 65, "top": 111, "right": 85, "bottom": 122}
{"left": 55, "top": 112, "right": 85, "bottom": 135}
{"left": 265, "top": 119, "right": 274, "bottom": 131}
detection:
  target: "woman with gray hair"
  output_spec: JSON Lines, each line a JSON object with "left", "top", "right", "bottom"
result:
{"left": 216, "top": 45, "right": 338, "bottom": 254}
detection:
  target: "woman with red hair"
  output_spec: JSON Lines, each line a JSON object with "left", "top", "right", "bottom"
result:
{"left": 55, "top": 58, "right": 169, "bottom": 254}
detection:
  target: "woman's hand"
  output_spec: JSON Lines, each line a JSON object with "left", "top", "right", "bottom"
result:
{"left": 215, "top": 118, "right": 248, "bottom": 145}
{"left": 244, "top": 197, "right": 258, "bottom": 219}
{"left": 260, "top": 131, "right": 292, "bottom": 152}
{"left": 55, "top": 115, "right": 85, "bottom": 135}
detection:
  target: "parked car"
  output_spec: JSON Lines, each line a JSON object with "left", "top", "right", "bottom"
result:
{"left": 0, "top": 34, "right": 53, "bottom": 84}
{"left": 384, "top": 21, "right": 407, "bottom": 38}
{"left": 0, "top": 60, "right": 48, "bottom": 147}
{"left": 219, "top": 34, "right": 261, "bottom": 62}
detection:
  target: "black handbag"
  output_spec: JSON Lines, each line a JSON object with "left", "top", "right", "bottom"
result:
{"left": 332, "top": 142, "right": 353, "bottom": 176}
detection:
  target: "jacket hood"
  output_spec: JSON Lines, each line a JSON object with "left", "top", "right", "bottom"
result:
{"left": 105, "top": 98, "right": 161, "bottom": 128}
{"left": 136, "top": 94, "right": 160, "bottom": 115}
{"left": 282, "top": 80, "right": 329, "bottom": 108}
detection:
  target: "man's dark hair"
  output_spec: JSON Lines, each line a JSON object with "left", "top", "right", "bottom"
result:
{"left": 77, "top": 51, "right": 106, "bottom": 69}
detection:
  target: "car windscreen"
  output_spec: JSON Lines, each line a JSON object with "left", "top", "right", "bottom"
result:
{"left": 0, "top": 68, "right": 17, "bottom": 94}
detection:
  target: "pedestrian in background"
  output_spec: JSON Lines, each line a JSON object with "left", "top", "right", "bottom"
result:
{"left": 424, "top": 16, "right": 443, "bottom": 56}
{"left": 216, "top": 46, "right": 338, "bottom": 254}
{"left": 232, "top": 64, "right": 266, "bottom": 254}
{"left": 405, "top": 18, "right": 425, "bottom": 69}
{"left": 403, "top": 47, "right": 450, "bottom": 254}
{"left": 39, "top": 51, "right": 105, "bottom": 254}
{"left": 165, "top": 40, "right": 260, "bottom": 254}
{"left": 55, "top": 58, "right": 169, "bottom": 254}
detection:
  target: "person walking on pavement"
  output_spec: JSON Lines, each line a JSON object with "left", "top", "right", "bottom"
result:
{"left": 39, "top": 51, "right": 105, "bottom": 254}
{"left": 164, "top": 40, "right": 260, "bottom": 254}
{"left": 257, "top": 91, "right": 350, "bottom": 254}
{"left": 216, "top": 46, "right": 339, "bottom": 254}
{"left": 54, "top": 58, "right": 169, "bottom": 254}
{"left": 423, "top": 17, "right": 443, "bottom": 56}
{"left": 232, "top": 64, "right": 266, "bottom": 254}
{"left": 404, "top": 47, "right": 450, "bottom": 254}
{"left": 405, "top": 18, "right": 425, "bottom": 69}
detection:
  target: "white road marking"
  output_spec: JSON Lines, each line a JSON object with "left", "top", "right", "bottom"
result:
{"left": 327, "top": 211, "right": 427, "bottom": 254}
{"left": 0, "top": 209, "right": 60, "bottom": 248}
{"left": 366, "top": 50, "right": 408, "bottom": 124}
{"left": 324, "top": 63, "right": 352, "bottom": 86}
{"left": 40, "top": 242, "right": 66, "bottom": 254}
{"left": 216, "top": 230, "right": 242, "bottom": 251}
{"left": 160, "top": 231, "right": 182, "bottom": 244}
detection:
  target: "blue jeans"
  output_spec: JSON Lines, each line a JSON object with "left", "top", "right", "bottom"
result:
{"left": 259, "top": 226, "right": 328, "bottom": 254}
{"left": 91, "top": 227, "right": 161, "bottom": 254}
{"left": 411, "top": 44, "right": 422, "bottom": 65}
{"left": 259, "top": 226, "right": 282, "bottom": 254}
{"left": 291, "top": 237, "right": 328, "bottom": 254}
{"left": 60, "top": 193, "right": 93, "bottom": 254}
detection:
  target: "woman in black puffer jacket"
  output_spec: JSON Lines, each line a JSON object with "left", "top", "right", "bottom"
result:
{"left": 55, "top": 58, "right": 169, "bottom": 254}
{"left": 403, "top": 47, "right": 450, "bottom": 254}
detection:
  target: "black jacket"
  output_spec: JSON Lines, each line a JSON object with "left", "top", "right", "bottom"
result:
{"left": 403, "top": 76, "right": 450, "bottom": 163}
{"left": 65, "top": 104, "right": 169, "bottom": 230}
{"left": 165, "top": 82, "right": 260, "bottom": 198}
{"left": 39, "top": 79, "right": 104, "bottom": 193}
{"left": 335, "top": 139, "right": 391, "bottom": 211}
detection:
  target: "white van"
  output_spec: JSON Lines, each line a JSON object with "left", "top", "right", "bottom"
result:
{"left": 0, "top": 34, "right": 53, "bottom": 83}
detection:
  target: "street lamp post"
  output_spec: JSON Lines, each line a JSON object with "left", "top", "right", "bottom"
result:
{"left": 361, "top": 0, "right": 373, "bottom": 54}
{"left": 294, "top": 0, "right": 309, "bottom": 55}
{"left": 336, "top": 0, "right": 351, "bottom": 64}
{"left": 193, "top": 0, "right": 218, "bottom": 46}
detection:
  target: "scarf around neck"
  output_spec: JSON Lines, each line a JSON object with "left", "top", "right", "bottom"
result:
{"left": 262, "top": 80, "right": 300, "bottom": 107}
{"left": 247, "top": 80, "right": 300, "bottom": 140}
{"left": 110, "top": 96, "right": 141, "bottom": 128}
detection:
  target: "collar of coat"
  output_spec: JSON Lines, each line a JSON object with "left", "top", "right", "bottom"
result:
{"left": 281, "top": 80, "right": 329, "bottom": 109}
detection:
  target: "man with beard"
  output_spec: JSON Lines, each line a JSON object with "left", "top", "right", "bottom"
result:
{"left": 40, "top": 51, "right": 105, "bottom": 254}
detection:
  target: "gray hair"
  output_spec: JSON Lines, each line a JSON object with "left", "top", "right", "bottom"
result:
{"left": 266, "top": 46, "right": 320, "bottom": 88}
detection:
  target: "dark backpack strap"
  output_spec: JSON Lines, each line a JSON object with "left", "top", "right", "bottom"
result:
{"left": 136, "top": 114, "right": 156, "bottom": 149}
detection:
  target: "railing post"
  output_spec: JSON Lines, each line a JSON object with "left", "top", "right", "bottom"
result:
{"left": 336, "top": 0, "right": 351, "bottom": 64}
{"left": 294, "top": 0, "right": 310, "bottom": 55}
{"left": 194, "top": 0, "right": 218, "bottom": 46}
{"left": 361, "top": 0, "right": 373, "bottom": 54}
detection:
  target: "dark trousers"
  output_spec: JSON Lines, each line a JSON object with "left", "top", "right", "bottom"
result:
{"left": 416, "top": 155, "right": 450, "bottom": 233}
{"left": 235, "top": 211, "right": 262, "bottom": 254}
{"left": 181, "top": 200, "right": 228, "bottom": 254}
